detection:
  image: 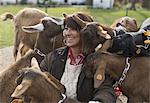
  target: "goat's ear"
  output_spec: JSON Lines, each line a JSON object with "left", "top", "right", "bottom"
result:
{"left": 44, "top": 72, "right": 65, "bottom": 94}
{"left": 0, "top": 12, "right": 14, "bottom": 21}
{"left": 94, "top": 61, "right": 106, "bottom": 88}
{"left": 63, "top": 13, "right": 68, "bottom": 19}
{"left": 98, "top": 26, "right": 111, "bottom": 39}
{"left": 11, "top": 79, "right": 31, "bottom": 98}
{"left": 31, "top": 57, "right": 41, "bottom": 71}
{"left": 22, "top": 23, "right": 44, "bottom": 33}
{"left": 72, "top": 15, "right": 87, "bottom": 28}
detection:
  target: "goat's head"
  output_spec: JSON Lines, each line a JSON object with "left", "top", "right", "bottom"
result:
{"left": 22, "top": 16, "right": 64, "bottom": 38}
{"left": 21, "top": 16, "right": 64, "bottom": 59}
{"left": 112, "top": 16, "right": 138, "bottom": 33}
{"left": 72, "top": 15, "right": 111, "bottom": 55}
{"left": 11, "top": 68, "right": 65, "bottom": 100}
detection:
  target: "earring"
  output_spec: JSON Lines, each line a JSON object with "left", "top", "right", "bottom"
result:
{"left": 63, "top": 39, "right": 67, "bottom": 45}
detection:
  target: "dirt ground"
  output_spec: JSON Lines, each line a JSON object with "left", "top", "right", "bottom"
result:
{"left": 0, "top": 46, "right": 128, "bottom": 103}
{"left": 0, "top": 46, "right": 15, "bottom": 70}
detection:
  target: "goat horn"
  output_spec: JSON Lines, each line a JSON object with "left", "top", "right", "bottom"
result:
{"left": 72, "top": 15, "right": 86, "bottom": 28}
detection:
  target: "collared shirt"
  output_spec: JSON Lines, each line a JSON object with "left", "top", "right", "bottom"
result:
{"left": 68, "top": 48, "right": 84, "bottom": 65}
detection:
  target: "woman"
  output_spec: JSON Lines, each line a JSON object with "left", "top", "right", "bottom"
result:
{"left": 40, "top": 12, "right": 116, "bottom": 103}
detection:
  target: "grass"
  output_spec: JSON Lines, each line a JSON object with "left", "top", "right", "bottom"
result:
{"left": 0, "top": 5, "right": 149, "bottom": 48}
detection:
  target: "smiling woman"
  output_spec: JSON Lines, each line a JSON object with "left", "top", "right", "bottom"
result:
{"left": 39, "top": 12, "right": 117, "bottom": 103}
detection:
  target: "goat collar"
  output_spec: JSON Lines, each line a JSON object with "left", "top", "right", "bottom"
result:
{"left": 113, "top": 57, "right": 131, "bottom": 88}
{"left": 58, "top": 93, "right": 66, "bottom": 103}
{"left": 95, "top": 44, "right": 102, "bottom": 51}
{"left": 34, "top": 48, "right": 46, "bottom": 57}
{"left": 113, "top": 30, "right": 117, "bottom": 37}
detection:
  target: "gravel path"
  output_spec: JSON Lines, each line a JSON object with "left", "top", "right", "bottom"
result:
{"left": 0, "top": 46, "right": 14, "bottom": 70}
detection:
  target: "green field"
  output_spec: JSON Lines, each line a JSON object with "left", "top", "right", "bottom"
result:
{"left": 0, "top": 5, "right": 149, "bottom": 48}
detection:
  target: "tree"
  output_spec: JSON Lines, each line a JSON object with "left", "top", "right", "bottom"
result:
{"left": 130, "top": 0, "right": 136, "bottom": 10}
{"left": 16, "top": 0, "right": 18, "bottom": 4}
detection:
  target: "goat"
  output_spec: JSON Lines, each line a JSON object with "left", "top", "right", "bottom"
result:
{"left": 22, "top": 16, "right": 64, "bottom": 63}
{"left": 11, "top": 68, "right": 80, "bottom": 103}
{"left": 1, "top": 8, "right": 48, "bottom": 60}
{"left": 0, "top": 51, "right": 34, "bottom": 103}
{"left": 110, "top": 16, "right": 138, "bottom": 32}
{"left": 82, "top": 51, "right": 150, "bottom": 103}
{"left": 111, "top": 16, "right": 138, "bottom": 34}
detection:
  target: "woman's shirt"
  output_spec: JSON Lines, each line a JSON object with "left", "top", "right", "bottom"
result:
{"left": 60, "top": 57, "right": 82, "bottom": 99}
{"left": 61, "top": 48, "right": 84, "bottom": 98}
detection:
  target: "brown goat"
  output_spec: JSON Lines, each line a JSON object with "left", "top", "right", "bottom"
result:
{"left": 82, "top": 51, "right": 150, "bottom": 103}
{"left": 1, "top": 8, "right": 48, "bottom": 60}
{"left": 22, "top": 16, "right": 65, "bottom": 63}
{"left": 11, "top": 68, "right": 80, "bottom": 103}
{"left": 111, "top": 16, "right": 138, "bottom": 32}
{"left": 0, "top": 50, "right": 34, "bottom": 103}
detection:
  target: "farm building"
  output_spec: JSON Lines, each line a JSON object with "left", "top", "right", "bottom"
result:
{"left": 0, "top": 0, "right": 86, "bottom": 4}
{"left": 51, "top": 0, "right": 86, "bottom": 5}
{"left": 0, "top": 0, "right": 37, "bottom": 4}
{"left": 93, "top": 0, "right": 114, "bottom": 9}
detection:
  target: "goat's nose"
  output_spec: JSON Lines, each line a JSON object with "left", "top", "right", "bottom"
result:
{"left": 118, "top": 30, "right": 126, "bottom": 35}
{"left": 116, "top": 23, "right": 122, "bottom": 27}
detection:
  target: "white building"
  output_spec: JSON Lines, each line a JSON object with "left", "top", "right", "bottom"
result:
{"left": 67, "top": 0, "right": 86, "bottom": 4}
{"left": 51, "top": 0, "right": 86, "bottom": 5}
{"left": 27, "top": 0, "right": 37, "bottom": 4}
{"left": 93, "top": 0, "right": 114, "bottom": 9}
{"left": 0, "top": 0, "right": 86, "bottom": 5}
{"left": 0, "top": 0, "right": 16, "bottom": 4}
{"left": 0, "top": 0, "right": 37, "bottom": 4}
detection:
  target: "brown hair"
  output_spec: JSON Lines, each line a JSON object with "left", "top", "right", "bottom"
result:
{"left": 64, "top": 12, "right": 93, "bottom": 31}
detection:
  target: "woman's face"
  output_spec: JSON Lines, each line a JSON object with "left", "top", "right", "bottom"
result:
{"left": 63, "top": 27, "right": 81, "bottom": 48}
